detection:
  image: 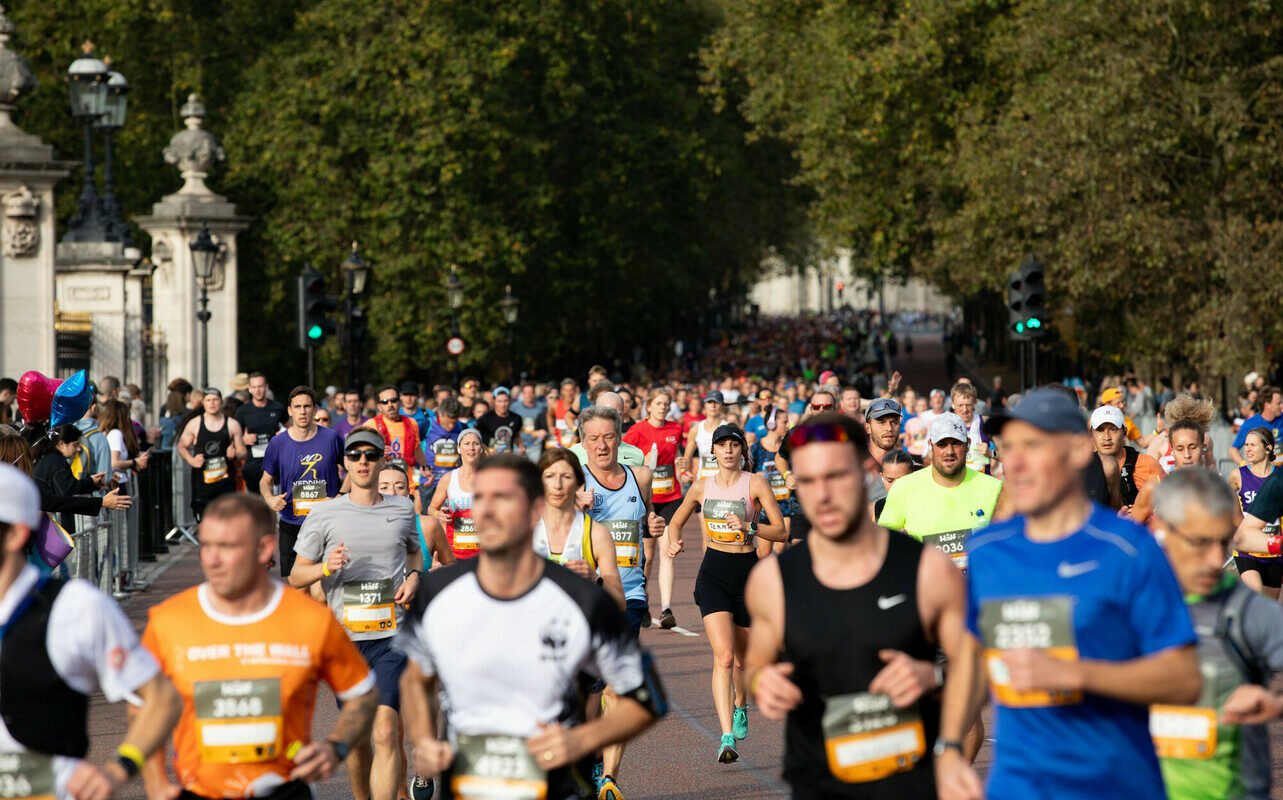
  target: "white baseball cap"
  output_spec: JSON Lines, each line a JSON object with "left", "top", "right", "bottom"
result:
{"left": 928, "top": 412, "right": 969, "bottom": 445}
{"left": 1089, "top": 405, "right": 1125, "bottom": 431}
{"left": 0, "top": 462, "right": 40, "bottom": 529}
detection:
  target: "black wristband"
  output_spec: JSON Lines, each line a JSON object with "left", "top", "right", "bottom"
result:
{"left": 327, "top": 738, "right": 351, "bottom": 761}
{"left": 114, "top": 754, "right": 140, "bottom": 779}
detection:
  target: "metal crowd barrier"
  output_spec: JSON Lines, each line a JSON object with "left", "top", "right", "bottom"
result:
{"left": 55, "top": 448, "right": 193, "bottom": 595}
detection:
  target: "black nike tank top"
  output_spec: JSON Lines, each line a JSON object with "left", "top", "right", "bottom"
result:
{"left": 779, "top": 532, "right": 939, "bottom": 799}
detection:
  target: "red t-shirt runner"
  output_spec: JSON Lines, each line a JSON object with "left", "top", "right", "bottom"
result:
{"left": 624, "top": 420, "right": 684, "bottom": 504}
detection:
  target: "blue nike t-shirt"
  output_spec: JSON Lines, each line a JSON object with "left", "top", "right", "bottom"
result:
{"left": 965, "top": 503, "right": 1196, "bottom": 799}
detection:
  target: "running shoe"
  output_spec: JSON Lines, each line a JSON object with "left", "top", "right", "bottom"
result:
{"left": 411, "top": 774, "right": 434, "bottom": 800}
{"left": 732, "top": 705, "right": 748, "bottom": 740}
{"left": 597, "top": 774, "right": 623, "bottom": 800}
{"left": 591, "top": 762, "right": 604, "bottom": 786}
{"left": 640, "top": 607, "right": 653, "bottom": 629}
{"left": 659, "top": 608, "right": 677, "bottom": 629}
{"left": 717, "top": 733, "right": 739, "bottom": 764}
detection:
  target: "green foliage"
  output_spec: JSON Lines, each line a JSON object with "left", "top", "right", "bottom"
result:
{"left": 707, "top": 0, "right": 1283, "bottom": 379}
{"left": 15, "top": 0, "right": 808, "bottom": 386}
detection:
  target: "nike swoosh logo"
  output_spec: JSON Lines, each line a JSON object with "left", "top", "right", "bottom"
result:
{"left": 877, "top": 594, "right": 907, "bottom": 610}
{"left": 1057, "top": 560, "right": 1099, "bottom": 579}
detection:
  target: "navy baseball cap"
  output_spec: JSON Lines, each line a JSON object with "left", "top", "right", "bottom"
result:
{"left": 984, "top": 388, "right": 1087, "bottom": 437}
{"left": 712, "top": 424, "right": 746, "bottom": 446}
{"left": 704, "top": 390, "right": 725, "bottom": 405}
{"left": 866, "top": 398, "right": 903, "bottom": 420}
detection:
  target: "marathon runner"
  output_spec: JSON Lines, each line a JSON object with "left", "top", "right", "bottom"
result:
{"left": 1229, "top": 386, "right": 1283, "bottom": 468}
{"left": 667, "top": 424, "right": 786, "bottom": 763}
{"left": 426, "top": 428, "right": 485, "bottom": 563}
{"left": 878, "top": 412, "right": 1005, "bottom": 571}
{"left": 178, "top": 388, "right": 246, "bottom": 520}
{"left": 681, "top": 390, "right": 725, "bottom": 487}
{"left": 1088, "top": 404, "right": 1162, "bottom": 518}
{"left": 1148, "top": 394, "right": 1219, "bottom": 472}
{"left": 947, "top": 382, "right": 993, "bottom": 475}
{"left": 749, "top": 410, "right": 796, "bottom": 542}
{"left": 363, "top": 385, "right": 429, "bottom": 477}
{"left": 1149, "top": 469, "right": 1283, "bottom": 800}
{"left": 863, "top": 398, "right": 906, "bottom": 508}
{"left": 622, "top": 390, "right": 684, "bottom": 632}
{"left": 419, "top": 397, "right": 465, "bottom": 497}
{"left": 578, "top": 406, "right": 666, "bottom": 800}
{"left": 1131, "top": 419, "right": 1207, "bottom": 523}
{"left": 141, "top": 492, "right": 377, "bottom": 800}
{"left": 935, "top": 388, "right": 1200, "bottom": 800}
{"left": 235, "top": 373, "right": 288, "bottom": 491}
{"left": 1229, "top": 428, "right": 1282, "bottom": 599}
{"left": 379, "top": 462, "right": 454, "bottom": 572}
{"left": 532, "top": 448, "right": 624, "bottom": 609}
{"left": 0, "top": 463, "right": 179, "bottom": 800}
{"left": 511, "top": 383, "right": 550, "bottom": 462}
{"left": 570, "top": 392, "right": 644, "bottom": 468}
{"left": 260, "top": 386, "right": 345, "bottom": 579}
{"left": 290, "top": 428, "right": 422, "bottom": 800}
{"left": 1098, "top": 387, "right": 1147, "bottom": 446}
{"left": 397, "top": 454, "right": 667, "bottom": 800}
{"left": 1232, "top": 440, "right": 1283, "bottom": 586}
{"left": 475, "top": 386, "right": 526, "bottom": 455}
{"left": 334, "top": 389, "right": 369, "bottom": 439}
{"left": 397, "top": 382, "right": 429, "bottom": 430}
{"left": 744, "top": 414, "right": 968, "bottom": 799}
{"left": 549, "top": 379, "right": 581, "bottom": 448}
{"left": 870, "top": 450, "right": 918, "bottom": 521}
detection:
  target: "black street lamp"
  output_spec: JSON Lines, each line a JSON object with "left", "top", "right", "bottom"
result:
{"left": 189, "top": 223, "right": 219, "bottom": 389}
{"left": 64, "top": 41, "right": 108, "bottom": 243}
{"left": 499, "top": 284, "right": 519, "bottom": 379}
{"left": 94, "top": 63, "right": 130, "bottom": 244}
{"left": 446, "top": 265, "right": 463, "bottom": 385}
{"left": 342, "top": 241, "right": 371, "bottom": 388}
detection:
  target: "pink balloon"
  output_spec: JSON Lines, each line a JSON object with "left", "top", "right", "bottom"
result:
{"left": 16, "top": 370, "right": 61, "bottom": 423}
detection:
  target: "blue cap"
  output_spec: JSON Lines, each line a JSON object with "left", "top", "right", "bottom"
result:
{"left": 492, "top": 386, "right": 511, "bottom": 396}
{"left": 866, "top": 397, "right": 903, "bottom": 420}
{"left": 984, "top": 388, "right": 1087, "bottom": 437}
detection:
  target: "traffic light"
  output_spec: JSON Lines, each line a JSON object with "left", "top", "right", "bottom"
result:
{"left": 836, "top": 280, "right": 845, "bottom": 301}
{"left": 297, "top": 263, "right": 338, "bottom": 349}
{"left": 1007, "top": 255, "right": 1047, "bottom": 340}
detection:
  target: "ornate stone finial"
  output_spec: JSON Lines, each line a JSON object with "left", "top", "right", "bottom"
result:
{"left": 162, "top": 93, "right": 226, "bottom": 196}
{"left": 0, "top": 7, "right": 37, "bottom": 121}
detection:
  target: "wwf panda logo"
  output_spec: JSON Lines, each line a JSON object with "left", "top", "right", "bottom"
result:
{"left": 539, "top": 619, "right": 569, "bottom": 662}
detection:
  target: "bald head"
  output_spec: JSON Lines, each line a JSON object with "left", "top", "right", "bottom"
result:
{"left": 595, "top": 391, "right": 625, "bottom": 414}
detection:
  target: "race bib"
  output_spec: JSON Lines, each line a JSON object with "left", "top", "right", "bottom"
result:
{"left": 704, "top": 499, "right": 749, "bottom": 545}
{"left": 343, "top": 579, "right": 397, "bottom": 633}
{"left": 652, "top": 464, "right": 675, "bottom": 495}
{"left": 0, "top": 752, "right": 53, "bottom": 800}
{"left": 979, "top": 596, "right": 1081, "bottom": 707}
{"left": 699, "top": 455, "right": 718, "bottom": 479}
{"left": 451, "top": 511, "right": 478, "bottom": 551}
{"left": 251, "top": 435, "right": 271, "bottom": 460}
{"left": 291, "top": 480, "right": 327, "bottom": 517}
{"left": 1151, "top": 706, "right": 1217, "bottom": 760}
{"left": 434, "top": 441, "right": 460, "bottom": 469}
{"left": 919, "top": 529, "right": 968, "bottom": 570}
{"left": 203, "top": 456, "right": 228, "bottom": 484}
{"left": 194, "top": 679, "right": 283, "bottom": 764}
{"left": 764, "top": 466, "right": 790, "bottom": 502}
{"left": 451, "top": 735, "right": 547, "bottom": 800}
{"left": 822, "top": 693, "right": 925, "bottom": 784}
{"left": 604, "top": 519, "right": 642, "bottom": 568}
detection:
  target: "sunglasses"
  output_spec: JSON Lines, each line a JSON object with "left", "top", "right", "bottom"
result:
{"left": 787, "top": 421, "right": 852, "bottom": 452}
{"left": 344, "top": 448, "right": 382, "bottom": 462}
{"left": 315, "top": 415, "right": 330, "bottom": 422}
{"left": 377, "top": 398, "right": 398, "bottom": 406}
{"left": 810, "top": 403, "right": 835, "bottom": 411}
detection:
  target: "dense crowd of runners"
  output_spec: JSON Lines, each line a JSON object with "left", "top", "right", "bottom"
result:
{"left": 2, "top": 315, "right": 1283, "bottom": 800}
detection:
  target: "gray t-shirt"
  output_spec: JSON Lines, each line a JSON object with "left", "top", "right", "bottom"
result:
{"left": 295, "top": 493, "right": 419, "bottom": 641}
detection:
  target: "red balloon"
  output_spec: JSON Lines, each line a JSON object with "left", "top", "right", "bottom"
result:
{"left": 16, "top": 370, "right": 62, "bottom": 423}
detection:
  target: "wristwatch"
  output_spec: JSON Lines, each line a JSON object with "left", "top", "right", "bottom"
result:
{"left": 933, "top": 738, "right": 964, "bottom": 758}
{"left": 933, "top": 663, "right": 945, "bottom": 689}
{"left": 327, "top": 739, "right": 351, "bottom": 761}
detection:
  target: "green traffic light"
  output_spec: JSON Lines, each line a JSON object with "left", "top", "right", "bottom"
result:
{"left": 307, "top": 324, "right": 324, "bottom": 340}
{"left": 1027, "top": 317, "right": 1042, "bottom": 329}
{"left": 1014, "top": 321, "right": 1025, "bottom": 334}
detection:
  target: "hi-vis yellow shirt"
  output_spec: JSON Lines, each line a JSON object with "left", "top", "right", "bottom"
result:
{"left": 142, "top": 582, "right": 374, "bottom": 799}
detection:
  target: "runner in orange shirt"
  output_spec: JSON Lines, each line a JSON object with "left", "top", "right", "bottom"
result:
{"left": 141, "top": 494, "right": 378, "bottom": 800}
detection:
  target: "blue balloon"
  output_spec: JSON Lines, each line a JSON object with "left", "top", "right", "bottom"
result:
{"left": 50, "top": 370, "right": 91, "bottom": 428}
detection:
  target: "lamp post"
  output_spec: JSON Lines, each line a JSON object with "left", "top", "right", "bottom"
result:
{"left": 94, "top": 63, "right": 130, "bottom": 244}
{"left": 64, "top": 41, "right": 108, "bottom": 243}
{"left": 189, "top": 223, "right": 219, "bottom": 389}
{"left": 342, "top": 241, "right": 371, "bottom": 388}
{"left": 499, "top": 284, "right": 519, "bottom": 380}
{"left": 446, "top": 265, "right": 464, "bottom": 386}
